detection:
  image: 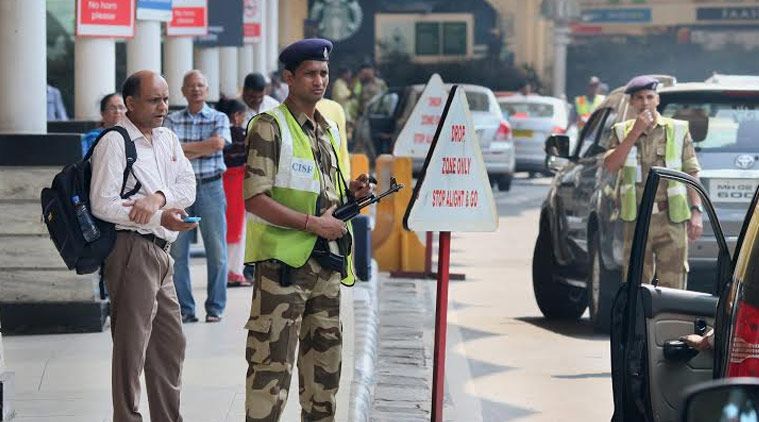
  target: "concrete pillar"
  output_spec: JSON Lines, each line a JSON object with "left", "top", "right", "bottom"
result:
{"left": 552, "top": 25, "right": 570, "bottom": 99}
{"left": 253, "top": 41, "right": 267, "bottom": 76}
{"left": 75, "top": 38, "right": 116, "bottom": 120}
{"left": 0, "top": 0, "right": 47, "bottom": 133}
{"left": 219, "top": 47, "right": 239, "bottom": 98}
{"left": 266, "top": 0, "right": 279, "bottom": 73}
{"left": 127, "top": 20, "right": 162, "bottom": 75}
{"left": 195, "top": 47, "right": 221, "bottom": 102}
{"left": 239, "top": 44, "right": 255, "bottom": 89}
{"left": 164, "top": 37, "right": 194, "bottom": 107}
{"left": 253, "top": 0, "right": 268, "bottom": 75}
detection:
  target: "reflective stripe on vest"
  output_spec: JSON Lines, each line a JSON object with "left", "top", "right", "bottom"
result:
{"left": 245, "top": 104, "right": 355, "bottom": 286}
{"left": 617, "top": 117, "right": 691, "bottom": 223}
{"left": 575, "top": 95, "right": 606, "bottom": 119}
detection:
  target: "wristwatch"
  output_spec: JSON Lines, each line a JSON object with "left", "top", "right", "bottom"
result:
{"left": 690, "top": 204, "right": 704, "bottom": 214}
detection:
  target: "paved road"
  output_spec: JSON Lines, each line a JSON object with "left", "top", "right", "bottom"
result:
{"left": 446, "top": 175, "right": 613, "bottom": 421}
{"left": 371, "top": 174, "right": 614, "bottom": 421}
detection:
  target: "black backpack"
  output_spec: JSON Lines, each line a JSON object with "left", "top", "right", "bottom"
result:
{"left": 40, "top": 126, "right": 141, "bottom": 274}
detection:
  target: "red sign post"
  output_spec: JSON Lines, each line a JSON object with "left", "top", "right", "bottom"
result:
{"left": 430, "top": 230, "right": 451, "bottom": 422}
{"left": 404, "top": 85, "right": 498, "bottom": 421}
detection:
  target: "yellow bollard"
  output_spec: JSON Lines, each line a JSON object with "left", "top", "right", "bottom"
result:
{"left": 349, "top": 154, "right": 370, "bottom": 215}
{"left": 372, "top": 155, "right": 400, "bottom": 270}
{"left": 395, "top": 157, "right": 425, "bottom": 272}
{"left": 371, "top": 155, "right": 426, "bottom": 272}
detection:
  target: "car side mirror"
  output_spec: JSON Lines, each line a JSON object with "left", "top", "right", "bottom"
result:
{"left": 681, "top": 379, "right": 759, "bottom": 422}
{"left": 545, "top": 134, "right": 571, "bottom": 159}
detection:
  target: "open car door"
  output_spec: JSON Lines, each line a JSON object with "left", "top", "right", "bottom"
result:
{"left": 610, "top": 167, "right": 734, "bottom": 422}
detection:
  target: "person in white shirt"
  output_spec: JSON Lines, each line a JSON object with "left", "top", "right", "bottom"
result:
{"left": 240, "top": 72, "right": 280, "bottom": 128}
{"left": 90, "top": 70, "right": 197, "bottom": 422}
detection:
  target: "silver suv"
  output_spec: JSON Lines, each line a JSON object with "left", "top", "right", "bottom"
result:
{"left": 534, "top": 78, "right": 759, "bottom": 331}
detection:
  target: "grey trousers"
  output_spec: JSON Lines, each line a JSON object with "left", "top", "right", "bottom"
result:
{"left": 104, "top": 231, "right": 186, "bottom": 422}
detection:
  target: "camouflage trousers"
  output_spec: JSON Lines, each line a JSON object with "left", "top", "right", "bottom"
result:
{"left": 622, "top": 211, "right": 688, "bottom": 289}
{"left": 245, "top": 258, "right": 342, "bottom": 422}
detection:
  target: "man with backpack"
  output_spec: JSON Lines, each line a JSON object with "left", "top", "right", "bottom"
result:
{"left": 89, "top": 70, "right": 197, "bottom": 422}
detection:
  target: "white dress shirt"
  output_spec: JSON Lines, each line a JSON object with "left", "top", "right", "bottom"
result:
{"left": 242, "top": 95, "right": 280, "bottom": 127}
{"left": 90, "top": 116, "right": 196, "bottom": 242}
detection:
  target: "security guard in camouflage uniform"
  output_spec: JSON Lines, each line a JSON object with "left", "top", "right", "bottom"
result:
{"left": 242, "top": 38, "right": 371, "bottom": 422}
{"left": 604, "top": 75, "right": 704, "bottom": 289}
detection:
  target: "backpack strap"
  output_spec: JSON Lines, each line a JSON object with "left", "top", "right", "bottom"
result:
{"left": 84, "top": 126, "right": 141, "bottom": 199}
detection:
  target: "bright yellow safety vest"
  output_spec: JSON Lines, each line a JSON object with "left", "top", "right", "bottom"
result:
{"left": 615, "top": 117, "right": 691, "bottom": 224}
{"left": 245, "top": 104, "right": 355, "bottom": 286}
{"left": 575, "top": 95, "right": 606, "bottom": 121}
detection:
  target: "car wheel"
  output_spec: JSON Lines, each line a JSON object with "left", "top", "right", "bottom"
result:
{"left": 497, "top": 174, "right": 512, "bottom": 192}
{"left": 588, "top": 230, "right": 619, "bottom": 333}
{"left": 532, "top": 217, "right": 588, "bottom": 320}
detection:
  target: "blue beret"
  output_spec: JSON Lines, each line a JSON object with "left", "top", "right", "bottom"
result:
{"left": 625, "top": 75, "right": 659, "bottom": 94}
{"left": 279, "top": 38, "right": 333, "bottom": 69}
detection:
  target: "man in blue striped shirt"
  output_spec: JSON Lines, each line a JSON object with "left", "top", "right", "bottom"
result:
{"left": 164, "top": 69, "right": 231, "bottom": 323}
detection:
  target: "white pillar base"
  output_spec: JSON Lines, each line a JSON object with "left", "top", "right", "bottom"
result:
{"left": 127, "top": 20, "right": 162, "bottom": 75}
{"left": 164, "top": 37, "right": 194, "bottom": 107}
{"left": 75, "top": 38, "right": 116, "bottom": 121}
{"left": 238, "top": 44, "right": 255, "bottom": 90}
{"left": 253, "top": 42, "right": 267, "bottom": 77}
{"left": 195, "top": 47, "right": 221, "bottom": 102}
{"left": 0, "top": 0, "right": 46, "bottom": 133}
{"left": 219, "top": 47, "right": 239, "bottom": 98}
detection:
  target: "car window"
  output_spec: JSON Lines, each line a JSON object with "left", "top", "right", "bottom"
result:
{"left": 369, "top": 92, "right": 399, "bottom": 117}
{"left": 499, "top": 101, "right": 555, "bottom": 118}
{"left": 574, "top": 109, "right": 607, "bottom": 157}
{"left": 597, "top": 110, "right": 619, "bottom": 151}
{"left": 465, "top": 91, "right": 489, "bottom": 112}
{"left": 660, "top": 95, "right": 759, "bottom": 152}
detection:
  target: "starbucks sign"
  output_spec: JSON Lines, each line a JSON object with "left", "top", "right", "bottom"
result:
{"left": 309, "top": 0, "right": 363, "bottom": 42}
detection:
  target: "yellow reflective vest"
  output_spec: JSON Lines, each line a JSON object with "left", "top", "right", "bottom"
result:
{"left": 245, "top": 104, "right": 355, "bottom": 286}
{"left": 575, "top": 95, "right": 606, "bottom": 122}
{"left": 615, "top": 117, "right": 691, "bottom": 224}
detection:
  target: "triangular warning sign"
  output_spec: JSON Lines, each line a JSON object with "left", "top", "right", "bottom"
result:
{"left": 404, "top": 85, "right": 498, "bottom": 232}
{"left": 393, "top": 73, "right": 446, "bottom": 158}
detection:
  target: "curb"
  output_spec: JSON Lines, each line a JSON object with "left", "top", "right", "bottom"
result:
{"left": 348, "top": 261, "right": 380, "bottom": 422}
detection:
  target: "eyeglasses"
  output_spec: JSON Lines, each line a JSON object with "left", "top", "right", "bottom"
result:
{"left": 105, "top": 106, "right": 126, "bottom": 113}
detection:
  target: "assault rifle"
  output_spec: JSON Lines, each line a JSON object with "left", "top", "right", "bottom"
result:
{"left": 333, "top": 176, "right": 404, "bottom": 222}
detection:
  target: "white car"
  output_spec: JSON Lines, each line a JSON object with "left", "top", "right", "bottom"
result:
{"left": 355, "top": 83, "right": 516, "bottom": 191}
{"left": 498, "top": 95, "right": 574, "bottom": 176}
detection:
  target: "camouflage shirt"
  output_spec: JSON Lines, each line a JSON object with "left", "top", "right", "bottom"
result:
{"left": 244, "top": 103, "right": 344, "bottom": 215}
{"left": 607, "top": 116, "right": 701, "bottom": 203}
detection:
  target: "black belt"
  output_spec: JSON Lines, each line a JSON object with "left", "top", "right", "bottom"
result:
{"left": 117, "top": 230, "right": 171, "bottom": 252}
{"left": 197, "top": 173, "right": 222, "bottom": 185}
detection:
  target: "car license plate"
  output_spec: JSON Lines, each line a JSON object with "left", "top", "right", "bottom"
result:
{"left": 709, "top": 178, "right": 758, "bottom": 203}
{"left": 513, "top": 129, "right": 534, "bottom": 138}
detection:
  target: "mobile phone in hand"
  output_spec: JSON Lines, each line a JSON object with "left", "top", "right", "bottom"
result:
{"left": 183, "top": 216, "right": 201, "bottom": 223}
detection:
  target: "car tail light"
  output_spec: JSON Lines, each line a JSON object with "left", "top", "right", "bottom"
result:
{"left": 727, "top": 300, "right": 759, "bottom": 377}
{"left": 552, "top": 126, "right": 566, "bottom": 135}
{"left": 495, "top": 121, "right": 511, "bottom": 143}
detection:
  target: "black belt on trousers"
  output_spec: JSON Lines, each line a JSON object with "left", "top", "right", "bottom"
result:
{"left": 117, "top": 230, "right": 171, "bottom": 252}
{"left": 197, "top": 173, "right": 222, "bottom": 185}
